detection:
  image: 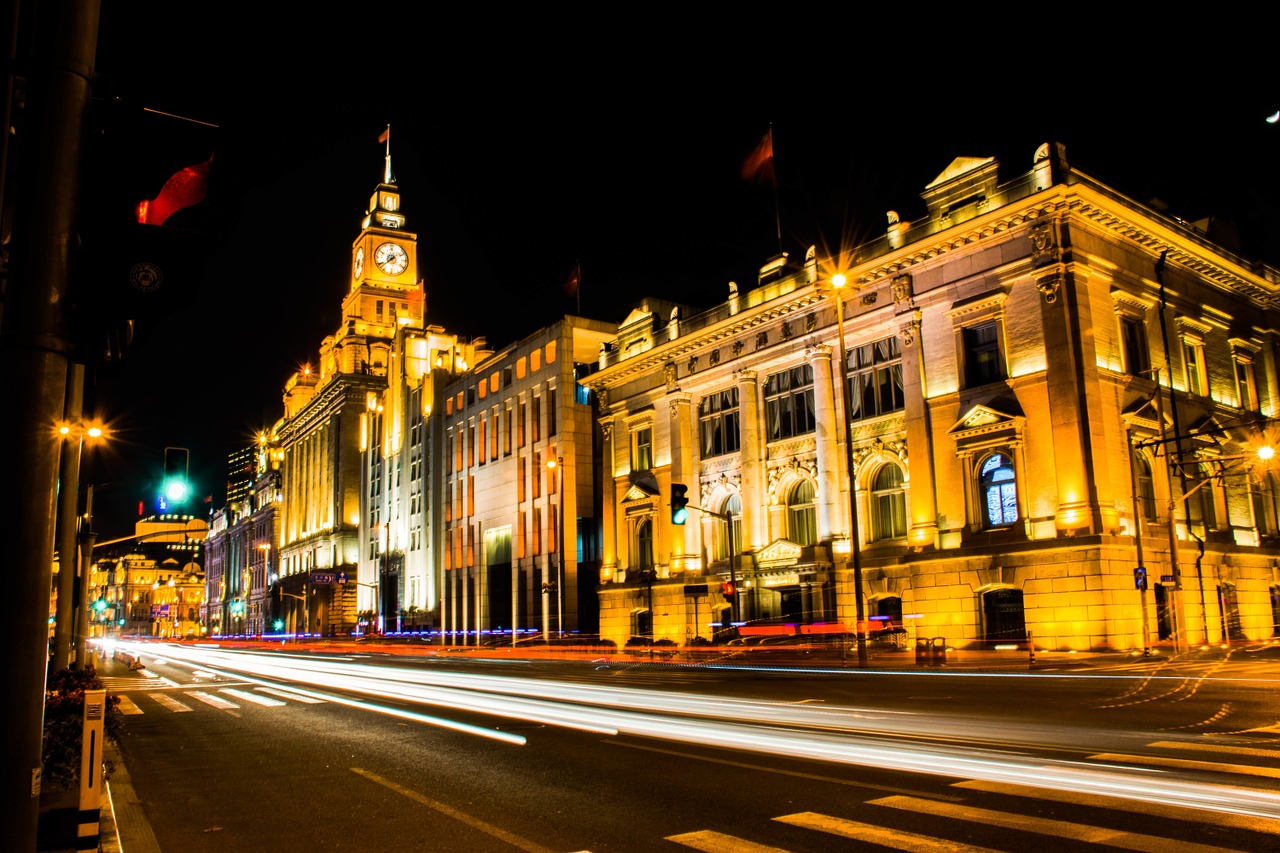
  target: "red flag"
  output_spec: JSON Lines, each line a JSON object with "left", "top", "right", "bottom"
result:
{"left": 136, "top": 155, "right": 213, "bottom": 226}
{"left": 741, "top": 127, "right": 774, "bottom": 185}
{"left": 378, "top": 126, "right": 390, "bottom": 144}
{"left": 563, "top": 262, "right": 581, "bottom": 296}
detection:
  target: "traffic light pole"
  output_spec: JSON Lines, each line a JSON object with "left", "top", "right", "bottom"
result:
{"left": 671, "top": 490, "right": 739, "bottom": 627}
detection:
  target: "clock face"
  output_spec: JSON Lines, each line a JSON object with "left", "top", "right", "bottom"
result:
{"left": 353, "top": 247, "right": 364, "bottom": 280}
{"left": 374, "top": 242, "right": 408, "bottom": 275}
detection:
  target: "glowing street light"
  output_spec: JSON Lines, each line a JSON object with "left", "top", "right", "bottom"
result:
{"left": 831, "top": 273, "right": 868, "bottom": 667}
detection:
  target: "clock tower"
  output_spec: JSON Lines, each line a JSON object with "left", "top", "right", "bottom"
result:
{"left": 324, "top": 132, "right": 425, "bottom": 382}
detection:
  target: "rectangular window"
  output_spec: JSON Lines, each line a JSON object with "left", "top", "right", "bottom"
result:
{"left": 1121, "top": 316, "right": 1151, "bottom": 377}
{"left": 453, "top": 432, "right": 462, "bottom": 473}
{"left": 533, "top": 507, "right": 542, "bottom": 555}
{"left": 490, "top": 408, "right": 499, "bottom": 460}
{"left": 444, "top": 483, "right": 452, "bottom": 522}
{"left": 764, "top": 365, "right": 816, "bottom": 441}
{"left": 518, "top": 399, "right": 527, "bottom": 447}
{"left": 477, "top": 419, "right": 486, "bottom": 466}
{"left": 963, "top": 321, "right": 1004, "bottom": 387}
{"left": 375, "top": 300, "right": 383, "bottom": 321}
{"left": 517, "top": 456, "right": 526, "bottom": 503}
{"left": 467, "top": 425, "right": 475, "bottom": 468}
{"left": 517, "top": 510, "right": 527, "bottom": 558}
{"left": 633, "top": 427, "right": 652, "bottom": 471}
{"left": 532, "top": 394, "right": 542, "bottom": 443}
{"left": 699, "top": 388, "right": 740, "bottom": 457}
{"left": 847, "top": 336, "right": 904, "bottom": 421}
{"left": 467, "top": 475, "right": 475, "bottom": 517}
{"left": 547, "top": 387, "right": 557, "bottom": 437}
{"left": 1184, "top": 340, "right": 1206, "bottom": 395}
{"left": 503, "top": 405, "right": 513, "bottom": 455}
{"left": 1235, "top": 358, "right": 1258, "bottom": 411}
{"left": 532, "top": 452, "right": 541, "bottom": 498}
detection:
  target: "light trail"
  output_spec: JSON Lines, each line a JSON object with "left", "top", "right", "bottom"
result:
{"left": 108, "top": 641, "right": 1280, "bottom": 825}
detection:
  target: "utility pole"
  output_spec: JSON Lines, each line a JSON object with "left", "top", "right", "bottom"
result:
{"left": 0, "top": 3, "right": 101, "bottom": 846}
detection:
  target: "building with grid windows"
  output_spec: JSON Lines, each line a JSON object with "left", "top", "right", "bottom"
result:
{"left": 584, "top": 142, "right": 1280, "bottom": 652}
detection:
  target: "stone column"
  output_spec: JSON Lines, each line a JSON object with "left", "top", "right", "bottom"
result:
{"left": 806, "top": 343, "right": 839, "bottom": 542}
{"left": 898, "top": 306, "right": 938, "bottom": 549}
{"left": 667, "top": 394, "right": 694, "bottom": 570}
{"left": 736, "top": 369, "right": 765, "bottom": 552}
{"left": 599, "top": 418, "right": 618, "bottom": 581}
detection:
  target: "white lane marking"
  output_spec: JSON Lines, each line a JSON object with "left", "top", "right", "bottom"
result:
{"left": 149, "top": 693, "right": 193, "bottom": 713}
{"left": 257, "top": 687, "right": 326, "bottom": 704}
{"left": 186, "top": 691, "right": 239, "bottom": 710}
{"left": 220, "top": 688, "right": 286, "bottom": 707}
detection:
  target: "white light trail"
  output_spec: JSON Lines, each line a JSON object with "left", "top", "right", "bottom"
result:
{"left": 111, "top": 641, "right": 1280, "bottom": 824}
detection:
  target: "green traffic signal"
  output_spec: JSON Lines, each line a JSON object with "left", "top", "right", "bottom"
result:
{"left": 163, "top": 446, "right": 190, "bottom": 504}
{"left": 670, "top": 483, "right": 689, "bottom": 525}
{"left": 93, "top": 598, "right": 108, "bottom": 613}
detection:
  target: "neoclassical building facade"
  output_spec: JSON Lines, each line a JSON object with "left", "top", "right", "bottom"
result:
{"left": 585, "top": 142, "right": 1280, "bottom": 652}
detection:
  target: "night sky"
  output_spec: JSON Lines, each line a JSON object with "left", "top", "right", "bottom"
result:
{"left": 77, "top": 6, "right": 1280, "bottom": 538}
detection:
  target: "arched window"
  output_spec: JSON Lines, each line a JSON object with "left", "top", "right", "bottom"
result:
{"left": 712, "top": 493, "right": 742, "bottom": 562}
{"left": 1135, "top": 453, "right": 1157, "bottom": 522}
{"left": 871, "top": 463, "right": 907, "bottom": 541}
{"left": 787, "top": 480, "right": 816, "bottom": 545}
{"left": 982, "top": 587, "right": 1026, "bottom": 640}
{"left": 979, "top": 453, "right": 1018, "bottom": 527}
{"left": 634, "top": 517, "right": 653, "bottom": 569}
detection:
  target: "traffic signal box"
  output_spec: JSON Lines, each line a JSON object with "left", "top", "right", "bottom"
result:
{"left": 74, "top": 97, "right": 216, "bottom": 362}
{"left": 670, "top": 483, "right": 689, "bottom": 525}
{"left": 162, "top": 446, "right": 190, "bottom": 505}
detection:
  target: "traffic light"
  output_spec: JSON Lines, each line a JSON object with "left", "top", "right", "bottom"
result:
{"left": 671, "top": 483, "right": 689, "bottom": 525}
{"left": 73, "top": 98, "right": 216, "bottom": 362}
{"left": 721, "top": 581, "right": 736, "bottom": 598}
{"left": 163, "top": 446, "right": 190, "bottom": 504}
{"left": 92, "top": 598, "right": 108, "bottom": 614}
{"left": 1133, "top": 566, "right": 1147, "bottom": 591}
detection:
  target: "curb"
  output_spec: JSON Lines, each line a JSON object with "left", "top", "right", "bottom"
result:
{"left": 103, "top": 739, "right": 161, "bottom": 853}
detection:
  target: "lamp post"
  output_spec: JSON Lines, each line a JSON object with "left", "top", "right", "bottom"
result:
{"left": 546, "top": 455, "right": 565, "bottom": 638}
{"left": 832, "top": 273, "right": 868, "bottom": 667}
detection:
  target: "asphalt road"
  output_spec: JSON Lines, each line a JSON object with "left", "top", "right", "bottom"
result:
{"left": 96, "top": 643, "right": 1280, "bottom": 852}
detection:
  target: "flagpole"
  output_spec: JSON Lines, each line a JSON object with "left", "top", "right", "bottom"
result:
{"left": 769, "top": 124, "right": 782, "bottom": 255}
{"left": 576, "top": 261, "right": 581, "bottom": 315}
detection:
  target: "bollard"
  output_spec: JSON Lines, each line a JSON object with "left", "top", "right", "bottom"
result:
{"left": 78, "top": 688, "right": 105, "bottom": 852}
{"left": 931, "top": 637, "right": 947, "bottom": 665}
{"left": 915, "top": 637, "right": 930, "bottom": 665}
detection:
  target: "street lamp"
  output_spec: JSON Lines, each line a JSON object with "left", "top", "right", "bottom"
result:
{"left": 831, "top": 273, "right": 868, "bottom": 667}
{"left": 546, "top": 455, "right": 565, "bottom": 638}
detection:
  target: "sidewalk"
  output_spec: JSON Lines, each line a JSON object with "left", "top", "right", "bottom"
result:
{"left": 36, "top": 654, "right": 158, "bottom": 853}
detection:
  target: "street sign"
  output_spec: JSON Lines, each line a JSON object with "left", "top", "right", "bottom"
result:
{"left": 1160, "top": 575, "right": 1174, "bottom": 583}
{"left": 683, "top": 584, "right": 708, "bottom": 595}
{"left": 337, "top": 571, "right": 348, "bottom": 584}
{"left": 310, "top": 571, "right": 337, "bottom": 585}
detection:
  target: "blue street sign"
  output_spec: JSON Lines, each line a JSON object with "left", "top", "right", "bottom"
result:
{"left": 337, "top": 571, "right": 348, "bottom": 584}
{"left": 310, "top": 571, "right": 337, "bottom": 585}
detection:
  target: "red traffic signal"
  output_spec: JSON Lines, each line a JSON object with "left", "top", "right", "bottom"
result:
{"left": 721, "top": 581, "right": 736, "bottom": 597}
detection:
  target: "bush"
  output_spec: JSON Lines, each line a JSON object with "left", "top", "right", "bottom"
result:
{"left": 42, "top": 667, "right": 124, "bottom": 793}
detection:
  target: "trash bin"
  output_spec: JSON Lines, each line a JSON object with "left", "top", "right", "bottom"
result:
{"left": 930, "top": 637, "right": 947, "bottom": 665}
{"left": 915, "top": 637, "right": 931, "bottom": 665}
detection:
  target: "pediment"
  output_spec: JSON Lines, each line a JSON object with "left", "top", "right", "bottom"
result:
{"left": 618, "top": 306, "right": 655, "bottom": 330}
{"left": 1121, "top": 395, "right": 1170, "bottom": 432}
{"left": 948, "top": 403, "right": 1023, "bottom": 436}
{"left": 755, "top": 538, "right": 802, "bottom": 569}
{"left": 621, "top": 482, "right": 658, "bottom": 503}
{"left": 925, "top": 156, "right": 995, "bottom": 190}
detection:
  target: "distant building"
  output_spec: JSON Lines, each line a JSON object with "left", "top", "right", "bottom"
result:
{"left": 437, "top": 316, "right": 615, "bottom": 642}
{"left": 225, "top": 444, "right": 256, "bottom": 508}
{"left": 584, "top": 142, "right": 1280, "bottom": 651}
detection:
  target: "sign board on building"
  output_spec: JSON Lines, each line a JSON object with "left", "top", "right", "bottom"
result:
{"left": 683, "top": 584, "right": 708, "bottom": 595}
{"left": 310, "top": 572, "right": 337, "bottom": 585}
{"left": 149, "top": 604, "right": 170, "bottom": 618}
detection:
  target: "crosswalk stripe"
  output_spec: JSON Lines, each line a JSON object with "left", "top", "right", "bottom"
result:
{"left": 869, "top": 795, "right": 1242, "bottom": 853}
{"left": 1091, "top": 752, "right": 1280, "bottom": 780}
{"left": 220, "top": 688, "right": 286, "bottom": 707}
{"left": 115, "top": 695, "right": 143, "bottom": 715}
{"left": 1149, "top": 740, "right": 1280, "bottom": 760}
{"left": 257, "top": 687, "right": 325, "bottom": 704}
{"left": 664, "top": 830, "right": 790, "bottom": 852}
{"left": 952, "top": 780, "right": 1280, "bottom": 835}
{"left": 186, "top": 691, "right": 239, "bottom": 710}
{"left": 775, "top": 811, "right": 999, "bottom": 852}
{"left": 148, "top": 693, "right": 193, "bottom": 713}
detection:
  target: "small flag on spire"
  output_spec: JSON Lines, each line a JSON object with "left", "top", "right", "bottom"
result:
{"left": 378, "top": 125, "right": 390, "bottom": 144}
{"left": 563, "top": 261, "right": 581, "bottom": 296}
{"left": 741, "top": 126, "right": 775, "bottom": 185}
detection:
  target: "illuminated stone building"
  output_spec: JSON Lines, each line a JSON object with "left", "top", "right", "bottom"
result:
{"left": 584, "top": 142, "right": 1280, "bottom": 652}
{"left": 438, "top": 317, "right": 616, "bottom": 642}
{"left": 90, "top": 514, "right": 207, "bottom": 637}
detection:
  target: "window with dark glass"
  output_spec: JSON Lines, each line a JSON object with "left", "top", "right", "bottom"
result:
{"left": 847, "top": 337, "right": 904, "bottom": 421}
{"left": 633, "top": 427, "right": 652, "bottom": 472}
{"left": 787, "top": 480, "right": 817, "bottom": 545}
{"left": 711, "top": 493, "right": 742, "bottom": 561}
{"left": 963, "top": 321, "right": 1004, "bottom": 387}
{"left": 1135, "top": 453, "right": 1157, "bottom": 522}
{"left": 871, "top": 463, "right": 907, "bottom": 540}
{"left": 1184, "top": 340, "right": 1206, "bottom": 396}
{"left": 1235, "top": 358, "right": 1258, "bottom": 411}
{"left": 979, "top": 452, "right": 1018, "bottom": 527}
{"left": 765, "top": 365, "right": 815, "bottom": 441}
{"left": 699, "top": 388, "right": 740, "bottom": 457}
{"left": 1121, "top": 316, "right": 1150, "bottom": 377}
{"left": 635, "top": 517, "right": 653, "bottom": 569}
